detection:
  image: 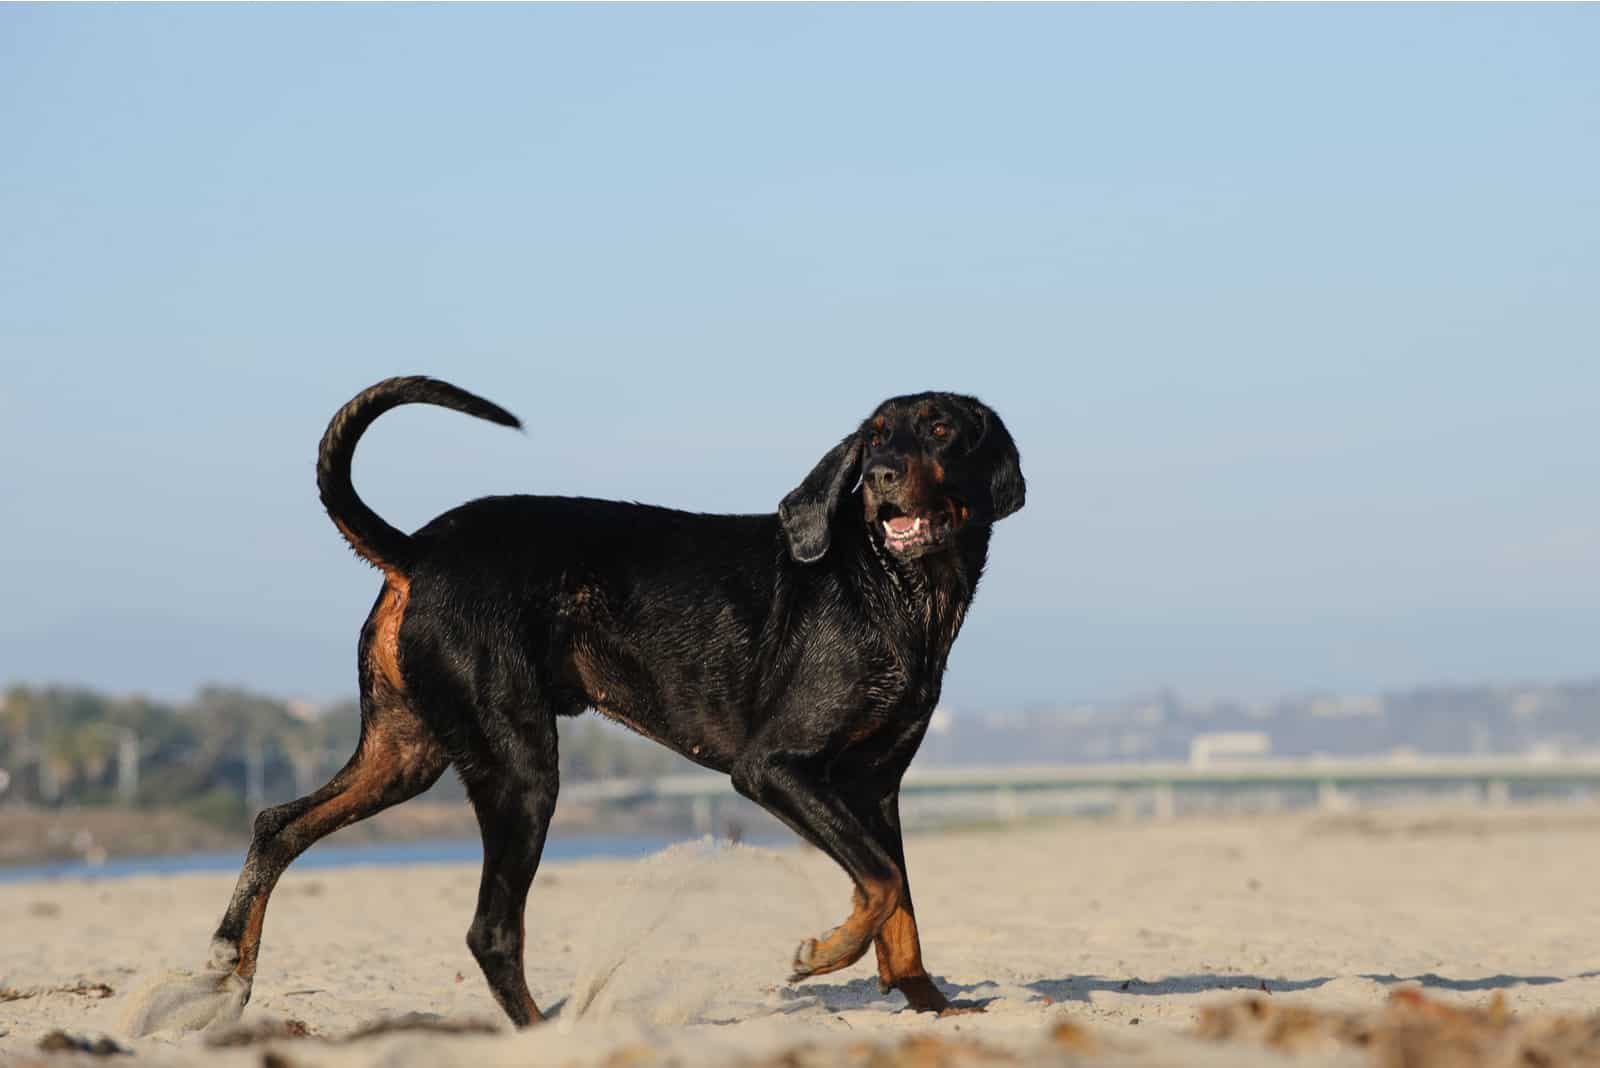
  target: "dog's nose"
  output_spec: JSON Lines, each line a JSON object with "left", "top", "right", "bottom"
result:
{"left": 865, "top": 459, "right": 903, "bottom": 494}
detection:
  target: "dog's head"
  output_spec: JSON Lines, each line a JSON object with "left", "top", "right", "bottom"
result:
{"left": 779, "top": 392, "right": 1025, "bottom": 564}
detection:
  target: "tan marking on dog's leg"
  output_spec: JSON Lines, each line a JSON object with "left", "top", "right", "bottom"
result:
{"left": 791, "top": 873, "right": 902, "bottom": 980}
{"left": 872, "top": 903, "right": 974, "bottom": 1013}
{"left": 219, "top": 710, "right": 447, "bottom": 988}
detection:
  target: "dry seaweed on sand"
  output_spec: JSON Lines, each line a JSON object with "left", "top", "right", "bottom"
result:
{"left": 1196, "top": 988, "right": 1600, "bottom": 1067}
{"left": 36, "top": 1030, "right": 130, "bottom": 1056}
{"left": 0, "top": 981, "right": 114, "bottom": 1003}
{"left": 340, "top": 1014, "right": 500, "bottom": 1042}
{"left": 721, "top": 1024, "right": 1102, "bottom": 1068}
{"left": 203, "top": 1018, "right": 315, "bottom": 1047}
{"left": 200, "top": 1013, "right": 497, "bottom": 1048}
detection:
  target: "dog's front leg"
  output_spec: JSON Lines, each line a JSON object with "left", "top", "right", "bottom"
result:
{"left": 856, "top": 788, "right": 980, "bottom": 1015}
{"left": 731, "top": 752, "right": 903, "bottom": 980}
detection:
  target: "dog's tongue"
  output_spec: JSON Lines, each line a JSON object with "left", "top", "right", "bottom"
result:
{"left": 886, "top": 515, "right": 917, "bottom": 534}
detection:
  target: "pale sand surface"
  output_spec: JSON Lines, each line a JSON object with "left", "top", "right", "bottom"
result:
{"left": 3, "top": 807, "right": 1598, "bottom": 1066}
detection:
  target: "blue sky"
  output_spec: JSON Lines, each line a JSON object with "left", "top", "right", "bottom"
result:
{"left": 2, "top": 5, "right": 1596, "bottom": 709}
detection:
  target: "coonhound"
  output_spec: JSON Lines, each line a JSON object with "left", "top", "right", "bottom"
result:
{"left": 199, "top": 376, "right": 1024, "bottom": 1026}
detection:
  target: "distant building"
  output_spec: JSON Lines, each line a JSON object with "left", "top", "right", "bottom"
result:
{"left": 286, "top": 699, "right": 322, "bottom": 722}
{"left": 1189, "top": 731, "right": 1272, "bottom": 767}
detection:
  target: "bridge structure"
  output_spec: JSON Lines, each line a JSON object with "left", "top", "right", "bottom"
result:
{"left": 562, "top": 754, "right": 1600, "bottom": 832}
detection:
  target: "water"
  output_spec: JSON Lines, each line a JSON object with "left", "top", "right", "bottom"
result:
{"left": 0, "top": 832, "right": 695, "bottom": 884}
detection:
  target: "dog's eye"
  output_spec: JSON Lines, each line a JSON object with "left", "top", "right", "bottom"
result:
{"left": 931, "top": 422, "right": 951, "bottom": 440}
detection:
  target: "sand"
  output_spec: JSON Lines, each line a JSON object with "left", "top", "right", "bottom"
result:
{"left": 3, "top": 806, "right": 1598, "bottom": 1067}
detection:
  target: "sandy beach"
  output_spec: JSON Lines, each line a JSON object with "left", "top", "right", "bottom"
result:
{"left": 3, "top": 806, "right": 1599, "bottom": 1067}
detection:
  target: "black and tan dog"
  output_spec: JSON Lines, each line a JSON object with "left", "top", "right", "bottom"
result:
{"left": 194, "top": 376, "right": 1024, "bottom": 1027}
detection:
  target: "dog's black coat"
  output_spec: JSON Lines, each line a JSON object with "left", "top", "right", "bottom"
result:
{"left": 207, "top": 377, "right": 1024, "bottom": 1025}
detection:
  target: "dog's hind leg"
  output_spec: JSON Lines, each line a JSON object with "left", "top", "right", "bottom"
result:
{"left": 124, "top": 699, "right": 447, "bottom": 1036}
{"left": 458, "top": 711, "right": 560, "bottom": 1028}
{"left": 216, "top": 702, "right": 449, "bottom": 982}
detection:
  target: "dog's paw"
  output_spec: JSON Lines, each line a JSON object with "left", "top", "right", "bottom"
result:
{"left": 121, "top": 967, "right": 250, "bottom": 1037}
{"left": 789, "top": 936, "right": 823, "bottom": 982}
{"left": 886, "top": 975, "right": 986, "bottom": 1016}
{"left": 789, "top": 925, "right": 869, "bottom": 982}
{"left": 205, "top": 938, "right": 241, "bottom": 972}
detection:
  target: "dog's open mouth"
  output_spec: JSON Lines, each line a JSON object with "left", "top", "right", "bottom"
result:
{"left": 878, "top": 503, "right": 960, "bottom": 554}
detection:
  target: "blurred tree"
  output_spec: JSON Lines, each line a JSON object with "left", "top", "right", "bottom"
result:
{"left": 0, "top": 683, "right": 687, "bottom": 818}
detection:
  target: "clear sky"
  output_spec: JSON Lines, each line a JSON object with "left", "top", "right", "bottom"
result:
{"left": 2, "top": 5, "right": 1596, "bottom": 710}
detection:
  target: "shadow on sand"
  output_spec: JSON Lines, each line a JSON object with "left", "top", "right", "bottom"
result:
{"left": 799, "top": 970, "right": 1600, "bottom": 1013}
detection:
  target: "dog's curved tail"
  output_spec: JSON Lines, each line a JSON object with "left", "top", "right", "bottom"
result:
{"left": 317, "top": 376, "right": 521, "bottom": 577}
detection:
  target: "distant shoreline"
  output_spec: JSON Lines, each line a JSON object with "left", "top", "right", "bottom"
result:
{"left": 0, "top": 798, "right": 685, "bottom": 870}
{"left": 0, "top": 831, "right": 728, "bottom": 885}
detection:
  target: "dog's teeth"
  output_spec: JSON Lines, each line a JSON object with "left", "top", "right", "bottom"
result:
{"left": 884, "top": 514, "right": 941, "bottom": 545}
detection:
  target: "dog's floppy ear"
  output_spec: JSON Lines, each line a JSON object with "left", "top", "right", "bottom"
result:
{"left": 974, "top": 404, "right": 1025, "bottom": 521}
{"left": 778, "top": 433, "right": 863, "bottom": 563}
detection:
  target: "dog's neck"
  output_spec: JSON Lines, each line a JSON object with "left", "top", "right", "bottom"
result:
{"left": 862, "top": 513, "right": 990, "bottom": 669}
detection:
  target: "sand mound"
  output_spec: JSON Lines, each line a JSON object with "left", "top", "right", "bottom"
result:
{"left": 565, "top": 838, "right": 832, "bottom": 1026}
{"left": 121, "top": 966, "right": 250, "bottom": 1037}
{"left": 121, "top": 939, "right": 253, "bottom": 1037}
